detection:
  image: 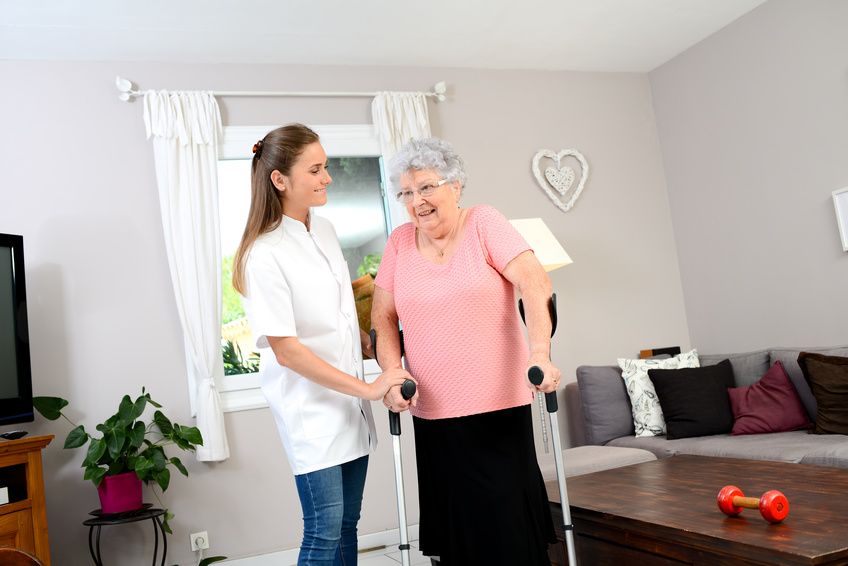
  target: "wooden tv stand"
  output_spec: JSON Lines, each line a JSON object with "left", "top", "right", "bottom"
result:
{"left": 0, "top": 434, "right": 52, "bottom": 565}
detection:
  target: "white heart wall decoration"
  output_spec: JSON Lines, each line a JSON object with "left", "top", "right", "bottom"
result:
{"left": 545, "top": 166, "right": 574, "bottom": 195}
{"left": 532, "top": 149, "right": 589, "bottom": 213}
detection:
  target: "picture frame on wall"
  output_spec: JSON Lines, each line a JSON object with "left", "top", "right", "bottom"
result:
{"left": 834, "top": 187, "right": 848, "bottom": 252}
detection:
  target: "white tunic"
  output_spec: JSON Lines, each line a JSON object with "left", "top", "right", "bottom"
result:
{"left": 242, "top": 213, "right": 376, "bottom": 475}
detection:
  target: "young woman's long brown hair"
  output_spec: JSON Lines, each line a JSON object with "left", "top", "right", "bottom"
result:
{"left": 232, "top": 124, "right": 320, "bottom": 296}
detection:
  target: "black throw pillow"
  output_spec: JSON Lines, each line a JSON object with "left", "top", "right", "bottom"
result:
{"left": 648, "top": 359, "right": 735, "bottom": 440}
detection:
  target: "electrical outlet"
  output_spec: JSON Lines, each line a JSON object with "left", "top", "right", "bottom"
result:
{"left": 190, "top": 531, "right": 210, "bottom": 551}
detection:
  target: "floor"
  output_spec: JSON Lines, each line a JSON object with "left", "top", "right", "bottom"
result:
{"left": 356, "top": 539, "right": 431, "bottom": 566}
{"left": 244, "top": 532, "right": 430, "bottom": 565}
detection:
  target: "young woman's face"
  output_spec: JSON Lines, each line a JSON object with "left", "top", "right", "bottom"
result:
{"left": 278, "top": 141, "right": 332, "bottom": 219}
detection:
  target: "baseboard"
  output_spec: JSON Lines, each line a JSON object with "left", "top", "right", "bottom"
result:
{"left": 223, "top": 524, "right": 420, "bottom": 565}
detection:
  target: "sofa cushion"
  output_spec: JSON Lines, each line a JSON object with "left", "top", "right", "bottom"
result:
{"left": 727, "top": 361, "right": 810, "bottom": 435}
{"left": 799, "top": 442, "right": 848, "bottom": 467}
{"left": 576, "top": 365, "right": 634, "bottom": 445}
{"left": 677, "top": 431, "right": 824, "bottom": 463}
{"left": 648, "top": 359, "right": 735, "bottom": 440}
{"left": 608, "top": 430, "right": 848, "bottom": 464}
{"left": 770, "top": 346, "right": 848, "bottom": 423}
{"left": 536, "top": 445, "right": 656, "bottom": 480}
{"left": 699, "top": 349, "right": 770, "bottom": 387}
{"left": 617, "top": 349, "right": 700, "bottom": 438}
{"left": 605, "top": 435, "right": 680, "bottom": 459}
{"left": 798, "top": 352, "right": 848, "bottom": 435}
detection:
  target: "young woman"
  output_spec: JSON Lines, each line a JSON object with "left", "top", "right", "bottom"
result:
{"left": 233, "top": 123, "right": 411, "bottom": 565}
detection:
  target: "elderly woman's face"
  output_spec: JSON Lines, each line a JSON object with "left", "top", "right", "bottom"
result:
{"left": 401, "top": 169, "right": 460, "bottom": 233}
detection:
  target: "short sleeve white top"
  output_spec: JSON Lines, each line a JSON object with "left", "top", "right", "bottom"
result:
{"left": 241, "top": 212, "right": 376, "bottom": 475}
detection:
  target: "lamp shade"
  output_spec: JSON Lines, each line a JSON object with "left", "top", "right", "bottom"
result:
{"left": 509, "top": 218, "right": 573, "bottom": 272}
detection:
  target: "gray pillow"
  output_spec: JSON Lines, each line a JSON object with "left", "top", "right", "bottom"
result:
{"left": 771, "top": 346, "right": 848, "bottom": 423}
{"left": 699, "top": 349, "right": 770, "bottom": 387}
{"left": 576, "top": 365, "right": 634, "bottom": 445}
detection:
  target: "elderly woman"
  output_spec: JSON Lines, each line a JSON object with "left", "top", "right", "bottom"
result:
{"left": 371, "top": 137, "right": 561, "bottom": 565}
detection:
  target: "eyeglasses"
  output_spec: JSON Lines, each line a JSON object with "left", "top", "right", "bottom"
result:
{"left": 395, "top": 179, "right": 448, "bottom": 203}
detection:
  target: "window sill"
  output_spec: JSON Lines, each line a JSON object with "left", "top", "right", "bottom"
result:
{"left": 216, "top": 359, "right": 383, "bottom": 413}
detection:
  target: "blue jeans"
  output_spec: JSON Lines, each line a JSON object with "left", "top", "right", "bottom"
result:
{"left": 294, "top": 455, "right": 369, "bottom": 566}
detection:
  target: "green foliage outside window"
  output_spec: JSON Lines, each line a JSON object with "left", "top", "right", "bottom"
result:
{"left": 222, "top": 339, "right": 259, "bottom": 375}
{"left": 222, "top": 252, "right": 258, "bottom": 375}
{"left": 222, "top": 252, "right": 245, "bottom": 325}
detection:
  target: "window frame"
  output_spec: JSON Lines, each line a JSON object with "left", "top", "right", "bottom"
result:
{"left": 214, "top": 124, "right": 385, "bottom": 413}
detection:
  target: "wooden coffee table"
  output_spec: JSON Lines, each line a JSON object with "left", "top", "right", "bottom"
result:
{"left": 545, "top": 455, "right": 848, "bottom": 566}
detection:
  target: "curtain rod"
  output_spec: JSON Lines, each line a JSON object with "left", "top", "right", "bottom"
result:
{"left": 116, "top": 76, "right": 446, "bottom": 102}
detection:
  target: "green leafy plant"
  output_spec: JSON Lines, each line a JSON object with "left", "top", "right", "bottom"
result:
{"left": 222, "top": 339, "right": 259, "bottom": 375}
{"left": 357, "top": 252, "right": 381, "bottom": 278}
{"left": 32, "top": 388, "right": 203, "bottom": 533}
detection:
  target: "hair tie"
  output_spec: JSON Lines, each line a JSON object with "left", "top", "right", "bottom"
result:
{"left": 252, "top": 139, "right": 264, "bottom": 158}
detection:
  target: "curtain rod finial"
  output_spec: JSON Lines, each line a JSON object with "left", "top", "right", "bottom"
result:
{"left": 116, "top": 76, "right": 138, "bottom": 102}
{"left": 432, "top": 81, "right": 447, "bottom": 102}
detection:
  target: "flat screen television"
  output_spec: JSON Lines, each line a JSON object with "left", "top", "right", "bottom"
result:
{"left": 0, "top": 233, "right": 34, "bottom": 427}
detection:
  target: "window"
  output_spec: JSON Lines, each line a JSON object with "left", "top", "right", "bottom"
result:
{"left": 215, "top": 125, "right": 390, "bottom": 412}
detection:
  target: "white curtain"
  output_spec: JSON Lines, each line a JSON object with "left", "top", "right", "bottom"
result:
{"left": 143, "top": 90, "right": 230, "bottom": 462}
{"left": 372, "top": 92, "right": 432, "bottom": 228}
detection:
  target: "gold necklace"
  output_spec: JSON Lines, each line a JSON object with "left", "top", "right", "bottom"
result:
{"left": 422, "top": 211, "right": 461, "bottom": 258}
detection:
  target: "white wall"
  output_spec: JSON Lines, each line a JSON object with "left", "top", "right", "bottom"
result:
{"left": 650, "top": 0, "right": 848, "bottom": 354}
{"left": 0, "top": 60, "right": 688, "bottom": 563}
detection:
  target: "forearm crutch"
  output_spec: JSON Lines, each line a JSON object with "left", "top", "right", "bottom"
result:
{"left": 519, "top": 294, "right": 577, "bottom": 566}
{"left": 370, "top": 329, "right": 416, "bottom": 566}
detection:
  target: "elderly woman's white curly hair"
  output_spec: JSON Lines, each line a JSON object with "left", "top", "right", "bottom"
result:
{"left": 387, "top": 137, "right": 468, "bottom": 196}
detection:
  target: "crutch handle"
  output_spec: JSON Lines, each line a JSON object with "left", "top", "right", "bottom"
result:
{"left": 400, "top": 379, "right": 416, "bottom": 399}
{"left": 528, "top": 366, "right": 559, "bottom": 413}
{"left": 389, "top": 380, "right": 416, "bottom": 436}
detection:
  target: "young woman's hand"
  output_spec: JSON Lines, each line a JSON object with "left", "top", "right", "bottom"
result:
{"left": 368, "top": 364, "right": 414, "bottom": 402}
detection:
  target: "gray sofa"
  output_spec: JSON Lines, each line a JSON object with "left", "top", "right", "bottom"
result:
{"left": 564, "top": 345, "right": 848, "bottom": 468}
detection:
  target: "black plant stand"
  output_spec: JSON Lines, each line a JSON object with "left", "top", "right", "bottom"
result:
{"left": 83, "top": 505, "right": 167, "bottom": 566}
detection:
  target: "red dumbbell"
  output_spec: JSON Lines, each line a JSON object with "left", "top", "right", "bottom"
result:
{"left": 717, "top": 485, "right": 789, "bottom": 523}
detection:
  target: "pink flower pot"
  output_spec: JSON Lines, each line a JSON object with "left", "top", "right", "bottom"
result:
{"left": 96, "top": 471, "right": 143, "bottom": 514}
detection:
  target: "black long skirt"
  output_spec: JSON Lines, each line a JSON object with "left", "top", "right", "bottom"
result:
{"left": 412, "top": 404, "right": 556, "bottom": 566}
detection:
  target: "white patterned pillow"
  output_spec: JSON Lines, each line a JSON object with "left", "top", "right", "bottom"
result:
{"left": 618, "top": 349, "right": 700, "bottom": 437}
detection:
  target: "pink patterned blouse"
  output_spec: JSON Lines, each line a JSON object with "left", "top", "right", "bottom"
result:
{"left": 375, "top": 205, "right": 534, "bottom": 420}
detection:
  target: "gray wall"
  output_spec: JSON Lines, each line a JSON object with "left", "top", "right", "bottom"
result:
{"left": 650, "top": 0, "right": 848, "bottom": 354}
{"left": 0, "top": 60, "right": 688, "bottom": 563}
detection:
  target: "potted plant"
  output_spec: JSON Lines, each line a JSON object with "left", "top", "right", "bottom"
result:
{"left": 357, "top": 252, "right": 381, "bottom": 279}
{"left": 32, "top": 388, "right": 202, "bottom": 533}
{"left": 174, "top": 558, "right": 227, "bottom": 566}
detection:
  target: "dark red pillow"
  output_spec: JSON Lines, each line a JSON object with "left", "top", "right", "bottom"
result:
{"left": 727, "top": 361, "right": 810, "bottom": 435}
